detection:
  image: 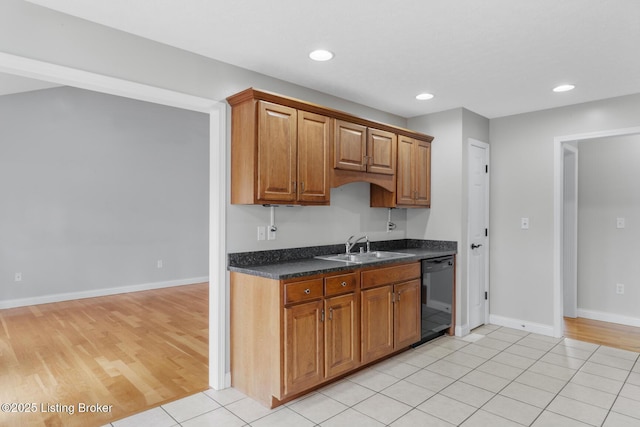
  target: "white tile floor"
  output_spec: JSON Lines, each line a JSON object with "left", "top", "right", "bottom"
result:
{"left": 104, "top": 325, "right": 640, "bottom": 427}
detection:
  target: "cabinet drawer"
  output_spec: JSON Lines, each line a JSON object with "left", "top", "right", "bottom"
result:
{"left": 325, "top": 272, "right": 357, "bottom": 296}
{"left": 284, "top": 278, "right": 324, "bottom": 304}
{"left": 361, "top": 262, "right": 420, "bottom": 289}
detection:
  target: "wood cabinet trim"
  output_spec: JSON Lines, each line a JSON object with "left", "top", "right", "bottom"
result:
{"left": 361, "top": 262, "right": 421, "bottom": 289}
{"left": 325, "top": 272, "right": 358, "bottom": 297}
{"left": 284, "top": 278, "right": 324, "bottom": 305}
{"left": 227, "top": 88, "right": 434, "bottom": 143}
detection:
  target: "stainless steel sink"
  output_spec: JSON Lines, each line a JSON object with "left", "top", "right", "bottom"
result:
{"left": 315, "top": 251, "right": 413, "bottom": 264}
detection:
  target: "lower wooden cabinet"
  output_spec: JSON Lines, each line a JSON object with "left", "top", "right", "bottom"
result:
{"left": 324, "top": 293, "right": 359, "bottom": 378}
{"left": 361, "top": 285, "right": 394, "bottom": 363}
{"left": 394, "top": 279, "right": 421, "bottom": 348}
{"left": 230, "top": 261, "right": 421, "bottom": 408}
{"left": 284, "top": 300, "right": 324, "bottom": 396}
{"left": 284, "top": 293, "right": 359, "bottom": 396}
{"left": 361, "top": 279, "right": 421, "bottom": 364}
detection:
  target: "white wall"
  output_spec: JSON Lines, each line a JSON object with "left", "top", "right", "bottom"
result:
{"left": 406, "top": 108, "right": 489, "bottom": 334}
{"left": 0, "top": 0, "right": 413, "bottom": 256}
{"left": 490, "top": 93, "right": 640, "bottom": 330}
{"left": 577, "top": 134, "right": 640, "bottom": 323}
{"left": 0, "top": 86, "right": 209, "bottom": 305}
{"left": 227, "top": 183, "right": 407, "bottom": 252}
{"left": 407, "top": 109, "right": 463, "bottom": 241}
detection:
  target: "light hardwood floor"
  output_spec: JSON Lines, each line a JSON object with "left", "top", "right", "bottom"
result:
{"left": 564, "top": 316, "right": 640, "bottom": 352}
{"left": 0, "top": 283, "right": 208, "bottom": 427}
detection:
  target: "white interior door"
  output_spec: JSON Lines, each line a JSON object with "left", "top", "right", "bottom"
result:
{"left": 468, "top": 139, "right": 490, "bottom": 330}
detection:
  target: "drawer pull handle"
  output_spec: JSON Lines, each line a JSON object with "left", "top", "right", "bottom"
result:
{"left": 341, "top": 281, "right": 347, "bottom": 287}
{"left": 304, "top": 288, "right": 311, "bottom": 295}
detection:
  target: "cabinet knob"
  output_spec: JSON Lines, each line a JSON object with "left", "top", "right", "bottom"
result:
{"left": 341, "top": 281, "right": 347, "bottom": 287}
{"left": 304, "top": 288, "right": 311, "bottom": 295}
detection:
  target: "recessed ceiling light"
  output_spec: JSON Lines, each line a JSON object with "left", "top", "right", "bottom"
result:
{"left": 553, "top": 84, "right": 575, "bottom": 92}
{"left": 309, "top": 49, "right": 334, "bottom": 61}
{"left": 416, "top": 93, "right": 434, "bottom": 100}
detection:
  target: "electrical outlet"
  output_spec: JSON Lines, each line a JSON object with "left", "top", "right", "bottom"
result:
{"left": 14, "top": 272, "right": 22, "bottom": 282}
{"left": 157, "top": 260, "right": 163, "bottom": 269}
{"left": 267, "top": 227, "right": 276, "bottom": 240}
{"left": 616, "top": 283, "right": 624, "bottom": 294}
{"left": 521, "top": 217, "right": 530, "bottom": 229}
{"left": 257, "top": 226, "right": 266, "bottom": 241}
{"left": 617, "top": 218, "right": 625, "bottom": 229}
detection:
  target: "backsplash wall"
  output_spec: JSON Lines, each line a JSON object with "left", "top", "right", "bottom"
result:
{"left": 226, "top": 182, "right": 410, "bottom": 253}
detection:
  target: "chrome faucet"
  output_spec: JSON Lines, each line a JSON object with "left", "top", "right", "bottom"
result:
{"left": 345, "top": 235, "right": 370, "bottom": 254}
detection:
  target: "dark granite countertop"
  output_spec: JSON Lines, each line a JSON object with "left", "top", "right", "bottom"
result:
{"left": 228, "top": 239, "right": 457, "bottom": 280}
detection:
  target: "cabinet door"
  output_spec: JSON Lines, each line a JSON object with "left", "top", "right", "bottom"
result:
{"left": 414, "top": 140, "right": 431, "bottom": 206}
{"left": 298, "top": 111, "right": 331, "bottom": 203}
{"left": 257, "top": 101, "right": 297, "bottom": 202}
{"left": 396, "top": 135, "right": 415, "bottom": 205}
{"left": 325, "top": 293, "right": 359, "bottom": 378}
{"left": 284, "top": 300, "right": 324, "bottom": 396}
{"left": 334, "top": 120, "right": 367, "bottom": 171}
{"left": 361, "top": 285, "right": 394, "bottom": 364}
{"left": 367, "top": 128, "right": 396, "bottom": 175}
{"left": 394, "top": 279, "right": 421, "bottom": 349}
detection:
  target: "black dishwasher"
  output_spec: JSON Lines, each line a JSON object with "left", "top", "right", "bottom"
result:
{"left": 414, "top": 256, "right": 454, "bottom": 346}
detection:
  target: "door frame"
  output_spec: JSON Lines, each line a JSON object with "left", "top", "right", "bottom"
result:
{"left": 553, "top": 126, "right": 640, "bottom": 337}
{"left": 0, "top": 52, "right": 229, "bottom": 389}
{"left": 562, "top": 143, "right": 578, "bottom": 319}
{"left": 466, "top": 138, "right": 490, "bottom": 331}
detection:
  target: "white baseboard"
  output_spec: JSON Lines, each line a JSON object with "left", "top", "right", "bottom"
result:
{"left": 577, "top": 308, "right": 640, "bottom": 328}
{"left": 455, "top": 323, "right": 470, "bottom": 337}
{"left": 489, "top": 314, "right": 557, "bottom": 337}
{"left": 0, "top": 277, "right": 209, "bottom": 309}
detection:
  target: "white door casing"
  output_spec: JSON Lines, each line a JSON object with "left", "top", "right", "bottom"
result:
{"left": 562, "top": 144, "right": 578, "bottom": 318}
{"left": 467, "top": 139, "right": 490, "bottom": 331}
{"left": 553, "top": 126, "right": 640, "bottom": 337}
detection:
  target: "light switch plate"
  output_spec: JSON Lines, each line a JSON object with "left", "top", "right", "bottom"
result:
{"left": 521, "top": 217, "right": 529, "bottom": 230}
{"left": 257, "top": 226, "right": 266, "bottom": 241}
{"left": 616, "top": 218, "right": 625, "bottom": 229}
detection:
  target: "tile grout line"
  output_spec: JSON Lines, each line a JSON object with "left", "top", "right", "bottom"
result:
{"left": 456, "top": 327, "right": 541, "bottom": 426}
{"left": 600, "top": 351, "right": 640, "bottom": 427}
{"left": 133, "top": 327, "right": 640, "bottom": 427}
{"left": 455, "top": 327, "right": 598, "bottom": 426}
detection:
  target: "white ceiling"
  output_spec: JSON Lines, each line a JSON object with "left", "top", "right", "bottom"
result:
{"left": 24, "top": 0, "right": 640, "bottom": 118}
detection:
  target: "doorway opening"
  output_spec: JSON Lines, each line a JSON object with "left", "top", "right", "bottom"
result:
{"left": 553, "top": 126, "right": 640, "bottom": 337}
{"left": 0, "top": 52, "right": 228, "bottom": 390}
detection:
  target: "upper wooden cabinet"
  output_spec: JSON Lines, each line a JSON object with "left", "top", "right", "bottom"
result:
{"left": 298, "top": 111, "right": 332, "bottom": 203}
{"left": 257, "top": 102, "right": 298, "bottom": 203}
{"left": 227, "top": 88, "right": 434, "bottom": 205}
{"left": 334, "top": 120, "right": 367, "bottom": 172}
{"left": 334, "top": 121, "right": 396, "bottom": 176}
{"left": 367, "top": 128, "right": 396, "bottom": 175}
{"left": 229, "top": 98, "right": 330, "bottom": 205}
{"left": 371, "top": 135, "right": 431, "bottom": 208}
